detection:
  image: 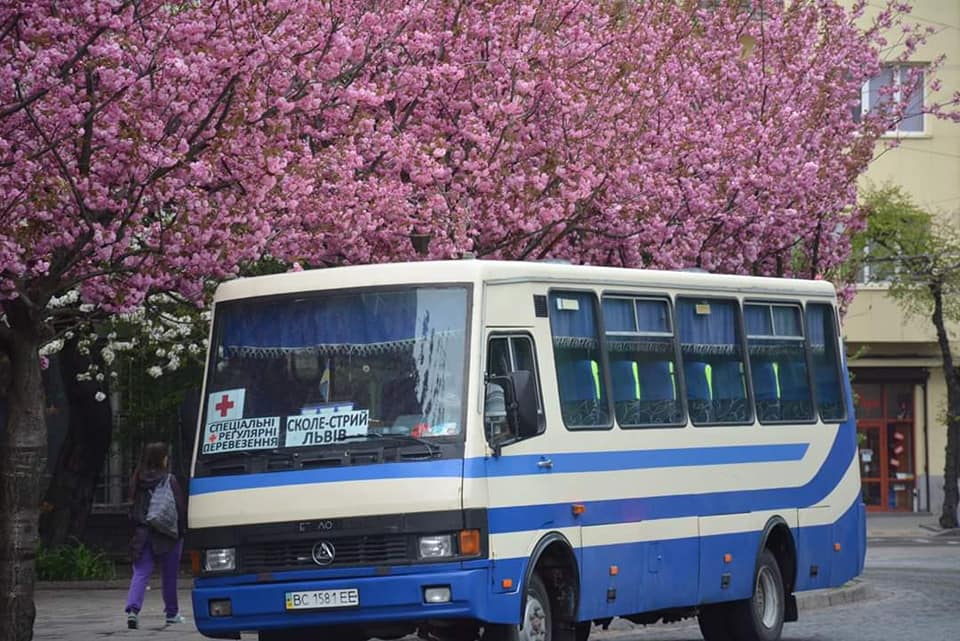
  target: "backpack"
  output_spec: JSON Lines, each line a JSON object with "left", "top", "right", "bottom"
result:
{"left": 146, "top": 474, "right": 179, "bottom": 539}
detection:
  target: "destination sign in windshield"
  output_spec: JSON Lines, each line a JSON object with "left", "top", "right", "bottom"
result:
{"left": 284, "top": 410, "right": 369, "bottom": 447}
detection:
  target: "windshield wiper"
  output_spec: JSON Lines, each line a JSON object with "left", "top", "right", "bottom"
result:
{"left": 201, "top": 450, "right": 254, "bottom": 461}
{"left": 359, "top": 433, "right": 442, "bottom": 458}
{"left": 199, "top": 451, "right": 254, "bottom": 475}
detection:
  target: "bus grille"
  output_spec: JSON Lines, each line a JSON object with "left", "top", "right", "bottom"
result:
{"left": 241, "top": 535, "right": 410, "bottom": 571}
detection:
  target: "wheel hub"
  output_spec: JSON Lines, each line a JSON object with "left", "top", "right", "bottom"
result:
{"left": 521, "top": 595, "right": 548, "bottom": 641}
{"left": 755, "top": 565, "right": 780, "bottom": 629}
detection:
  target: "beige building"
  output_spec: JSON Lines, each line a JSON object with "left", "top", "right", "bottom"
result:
{"left": 844, "top": 1, "right": 960, "bottom": 514}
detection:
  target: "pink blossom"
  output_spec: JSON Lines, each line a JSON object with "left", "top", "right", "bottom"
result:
{"left": 1, "top": 0, "right": 956, "bottom": 348}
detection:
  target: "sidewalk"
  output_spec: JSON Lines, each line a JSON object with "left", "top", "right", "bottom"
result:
{"left": 34, "top": 587, "right": 205, "bottom": 640}
{"left": 867, "top": 512, "right": 959, "bottom": 538}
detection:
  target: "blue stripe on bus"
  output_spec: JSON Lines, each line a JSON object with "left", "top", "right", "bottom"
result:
{"left": 190, "top": 496, "right": 864, "bottom": 632}
{"left": 189, "top": 459, "right": 464, "bottom": 495}
{"left": 486, "top": 423, "right": 857, "bottom": 533}
{"left": 463, "top": 442, "right": 808, "bottom": 478}
{"left": 189, "top": 442, "right": 809, "bottom": 496}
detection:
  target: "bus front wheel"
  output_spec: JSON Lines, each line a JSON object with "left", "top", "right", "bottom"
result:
{"left": 483, "top": 573, "right": 552, "bottom": 641}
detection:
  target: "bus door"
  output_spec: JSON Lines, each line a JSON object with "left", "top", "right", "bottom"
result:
{"left": 482, "top": 332, "right": 579, "bottom": 604}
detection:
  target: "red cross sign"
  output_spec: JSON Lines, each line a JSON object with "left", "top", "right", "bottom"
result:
{"left": 215, "top": 394, "right": 235, "bottom": 417}
{"left": 207, "top": 388, "right": 244, "bottom": 423}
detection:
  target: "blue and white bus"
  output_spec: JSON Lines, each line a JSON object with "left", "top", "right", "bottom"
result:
{"left": 188, "top": 260, "right": 865, "bottom": 641}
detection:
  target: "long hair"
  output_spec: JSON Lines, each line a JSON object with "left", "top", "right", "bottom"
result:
{"left": 129, "top": 442, "right": 168, "bottom": 498}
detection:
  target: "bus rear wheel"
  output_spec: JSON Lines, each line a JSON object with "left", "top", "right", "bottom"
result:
{"left": 697, "top": 604, "right": 733, "bottom": 641}
{"left": 698, "top": 549, "right": 785, "bottom": 641}
{"left": 733, "top": 549, "right": 786, "bottom": 641}
{"left": 733, "top": 549, "right": 785, "bottom": 641}
{"left": 483, "top": 574, "right": 552, "bottom": 641}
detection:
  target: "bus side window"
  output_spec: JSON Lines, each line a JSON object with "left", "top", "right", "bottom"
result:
{"left": 806, "top": 303, "right": 847, "bottom": 422}
{"left": 602, "top": 296, "right": 683, "bottom": 427}
{"left": 548, "top": 291, "right": 611, "bottom": 429}
{"left": 677, "top": 298, "right": 752, "bottom": 426}
{"left": 745, "top": 303, "right": 814, "bottom": 424}
{"left": 486, "top": 335, "right": 545, "bottom": 436}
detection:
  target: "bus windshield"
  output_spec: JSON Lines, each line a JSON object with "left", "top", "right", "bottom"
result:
{"left": 197, "top": 286, "right": 468, "bottom": 469}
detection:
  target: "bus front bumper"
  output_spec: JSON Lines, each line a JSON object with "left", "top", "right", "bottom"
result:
{"left": 192, "top": 567, "right": 495, "bottom": 638}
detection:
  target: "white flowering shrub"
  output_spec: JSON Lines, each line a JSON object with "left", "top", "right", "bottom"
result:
{"left": 36, "top": 290, "right": 211, "bottom": 402}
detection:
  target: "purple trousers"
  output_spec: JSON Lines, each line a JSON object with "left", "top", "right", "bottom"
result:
{"left": 124, "top": 535, "right": 183, "bottom": 616}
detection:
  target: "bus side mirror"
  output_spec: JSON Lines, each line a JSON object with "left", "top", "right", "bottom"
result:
{"left": 484, "top": 371, "right": 539, "bottom": 450}
{"left": 484, "top": 380, "right": 509, "bottom": 444}
{"left": 507, "top": 370, "right": 539, "bottom": 439}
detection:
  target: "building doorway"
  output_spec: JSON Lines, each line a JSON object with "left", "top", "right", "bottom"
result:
{"left": 854, "top": 382, "right": 916, "bottom": 512}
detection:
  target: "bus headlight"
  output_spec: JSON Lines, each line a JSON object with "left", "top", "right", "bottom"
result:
{"left": 418, "top": 535, "right": 453, "bottom": 559}
{"left": 203, "top": 547, "right": 237, "bottom": 572}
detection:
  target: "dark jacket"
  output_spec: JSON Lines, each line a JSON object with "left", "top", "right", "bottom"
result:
{"left": 128, "top": 470, "right": 187, "bottom": 560}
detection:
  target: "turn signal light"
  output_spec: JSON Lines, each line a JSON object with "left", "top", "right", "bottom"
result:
{"left": 189, "top": 549, "right": 201, "bottom": 576}
{"left": 572, "top": 503, "right": 586, "bottom": 516}
{"left": 459, "top": 529, "right": 481, "bottom": 556}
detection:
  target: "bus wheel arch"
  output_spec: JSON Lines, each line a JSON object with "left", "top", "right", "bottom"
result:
{"left": 758, "top": 517, "right": 798, "bottom": 622}
{"left": 525, "top": 532, "right": 580, "bottom": 628}
{"left": 485, "top": 532, "right": 580, "bottom": 641}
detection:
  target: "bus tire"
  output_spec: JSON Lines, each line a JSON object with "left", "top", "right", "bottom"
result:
{"left": 574, "top": 621, "right": 591, "bottom": 641}
{"left": 483, "top": 573, "right": 552, "bottom": 641}
{"left": 697, "top": 604, "right": 734, "bottom": 641}
{"left": 730, "top": 549, "right": 785, "bottom": 641}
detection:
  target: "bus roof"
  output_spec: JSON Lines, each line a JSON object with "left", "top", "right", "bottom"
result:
{"left": 213, "top": 259, "right": 838, "bottom": 303}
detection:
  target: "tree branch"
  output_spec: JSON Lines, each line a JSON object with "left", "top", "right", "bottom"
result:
{"left": 0, "top": 24, "right": 110, "bottom": 119}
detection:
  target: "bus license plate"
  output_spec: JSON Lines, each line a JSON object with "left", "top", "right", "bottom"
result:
{"left": 285, "top": 588, "right": 359, "bottom": 610}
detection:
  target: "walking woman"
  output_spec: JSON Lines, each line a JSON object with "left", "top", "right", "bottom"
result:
{"left": 124, "top": 442, "right": 187, "bottom": 628}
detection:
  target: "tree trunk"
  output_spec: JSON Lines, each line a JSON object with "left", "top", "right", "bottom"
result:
{"left": 945, "top": 417, "right": 960, "bottom": 529}
{"left": 930, "top": 281, "right": 960, "bottom": 529}
{"left": 39, "top": 339, "right": 114, "bottom": 547}
{"left": 0, "top": 305, "right": 47, "bottom": 641}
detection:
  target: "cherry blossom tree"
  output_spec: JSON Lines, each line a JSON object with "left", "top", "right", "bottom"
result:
{"left": 271, "top": 0, "right": 956, "bottom": 288}
{"left": 0, "top": 1, "right": 418, "bottom": 637}
{"left": 1, "top": 1, "right": 954, "bottom": 639}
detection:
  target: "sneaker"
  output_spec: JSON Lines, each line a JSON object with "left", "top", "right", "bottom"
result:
{"left": 126, "top": 612, "right": 138, "bottom": 629}
{"left": 165, "top": 614, "right": 185, "bottom": 625}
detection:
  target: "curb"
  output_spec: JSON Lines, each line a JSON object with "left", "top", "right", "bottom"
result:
{"left": 38, "top": 576, "right": 192, "bottom": 591}
{"left": 919, "top": 525, "right": 960, "bottom": 537}
{"left": 38, "top": 580, "right": 131, "bottom": 590}
{"left": 796, "top": 579, "right": 872, "bottom": 611}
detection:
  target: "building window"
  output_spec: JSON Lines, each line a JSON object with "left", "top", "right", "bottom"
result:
{"left": 858, "top": 65, "right": 926, "bottom": 134}
{"left": 697, "top": 1, "right": 783, "bottom": 17}
{"left": 856, "top": 241, "right": 901, "bottom": 285}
